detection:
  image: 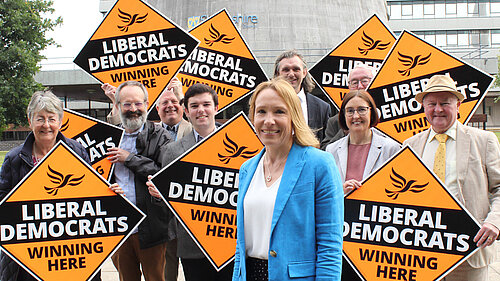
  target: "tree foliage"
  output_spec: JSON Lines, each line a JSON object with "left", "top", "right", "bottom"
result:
{"left": 0, "top": 0, "right": 61, "bottom": 132}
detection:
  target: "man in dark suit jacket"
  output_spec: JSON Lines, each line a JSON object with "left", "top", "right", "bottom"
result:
{"left": 274, "top": 50, "right": 331, "bottom": 141}
{"left": 150, "top": 83, "right": 233, "bottom": 281}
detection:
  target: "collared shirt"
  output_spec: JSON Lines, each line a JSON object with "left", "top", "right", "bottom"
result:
{"left": 162, "top": 121, "right": 180, "bottom": 141}
{"left": 422, "top": 121, "right": 459, "bottom": 199}
{"left": 114, "top": 124, "right": 145, "bottom": 207}
{"left": 193, "top": 127, "right": 216, "bottom": 143}
{"left": 297, "top": 88, "right": 309, "bottom": 125}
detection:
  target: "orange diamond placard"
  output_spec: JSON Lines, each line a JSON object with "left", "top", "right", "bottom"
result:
{"left": 343, "top": 146, "right": 480, "bottom": 281}
{"left": 73, "top": 0, "right": 199, "bottom": 113}
{"left": 177, "top": 9, "right": 268, "bottom": 113}
{"left": 61, "top": 109, "right": 124, "bottom": 181}
{"left": 151, "top": 112, "right": 263, "bottom": 270}
{"left": 0, "top": 142, "right": 145, "bottom": 281}
{"left": 309, "top": 14, "right": 396, "bottom": 109}
{"left": 367, "top": 31, "right": 494, "bottom": 143}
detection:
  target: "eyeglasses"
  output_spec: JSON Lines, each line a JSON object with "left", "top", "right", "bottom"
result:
{"left": 349, "top": 78, "right": 371, "bottom": 88}
{"left": 121, "top": 102, "right": 145, "bottom": 109}
{"left": 345, "top": 106, "right": 370, "bottom": 117}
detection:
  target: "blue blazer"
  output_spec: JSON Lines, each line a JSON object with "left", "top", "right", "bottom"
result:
{"left": 232, "top": 143, "right": 344, "bottom": 281}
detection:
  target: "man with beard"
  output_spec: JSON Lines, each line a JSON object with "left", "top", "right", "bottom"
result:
{"left": 107, "top": 81, "right": 172, "bottom": 281}
{"left": 274, "top": 50, "right": 331, "bottom": 141}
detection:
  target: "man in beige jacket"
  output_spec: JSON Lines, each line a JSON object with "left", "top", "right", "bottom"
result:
{"left": 404, "top": 75, "right": 500, "bottom": 280}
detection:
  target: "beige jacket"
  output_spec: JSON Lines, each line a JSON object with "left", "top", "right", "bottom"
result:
{"left": 404, "top": 122, "right": 500, "bottom": 268}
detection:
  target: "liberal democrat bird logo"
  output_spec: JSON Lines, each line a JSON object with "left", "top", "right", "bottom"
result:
{"left": 60, "top": 119, "right": 69, "bottom": 132}
{"left": 385, "top": 168, "right": 428, "bottom": 200}
{"left": 204, "top": 24, "right": 235, "bottom": 47}
{"left": 218, "top": 133, "right": 258, "bottom": 164}
{"left": 44, "top": 165, "right": 85, "bottom": 196}
{"left": 358, "top": 31, "right": 391, "bottom": 56}
{"left": 397, "top": 51, "right": 432, "bottom": 77}
{"left": 117, "top": 9, "right": 148, "bottom": 32}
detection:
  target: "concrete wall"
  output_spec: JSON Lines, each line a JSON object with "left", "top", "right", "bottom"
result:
{"left": 101, "top": 0, "right": 388, "bottom": 74}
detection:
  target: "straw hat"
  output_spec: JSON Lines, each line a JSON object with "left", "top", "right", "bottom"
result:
{"left": 415, "top": 75, "right": 465, "bottom": 104}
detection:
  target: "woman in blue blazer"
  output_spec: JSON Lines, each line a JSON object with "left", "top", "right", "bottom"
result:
{"left": 232, "top": 78, "right": 344, "bottom": 281}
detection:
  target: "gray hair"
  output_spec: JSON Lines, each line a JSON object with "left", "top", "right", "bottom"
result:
{"left": 273, "top": 50, "right": 315, "bottom": 92}
{"left": 115, "top": 81, "right": 148, "bottom": 104}
{"left": 347, "top": 64, "right": 377, "bottom": 81}
{"left": 26, "top": 90, "right": 63, "bottom": 122}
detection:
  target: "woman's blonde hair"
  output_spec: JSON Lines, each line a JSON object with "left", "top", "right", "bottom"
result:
{"left": 249, "top": 78, "right": 319, "bottom": 148}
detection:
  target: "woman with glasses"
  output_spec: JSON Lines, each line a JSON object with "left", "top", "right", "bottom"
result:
{"left": 326, "top": 90, "right": 400, "bottom": 194}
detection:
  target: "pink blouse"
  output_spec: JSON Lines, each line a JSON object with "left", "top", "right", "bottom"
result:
{"left": 345, "top": 143, "right": 371, "bottom": 181}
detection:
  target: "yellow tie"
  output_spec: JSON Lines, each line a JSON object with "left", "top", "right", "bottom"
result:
{"left": 433, "top": 134, "right": 448, "bottom": 182}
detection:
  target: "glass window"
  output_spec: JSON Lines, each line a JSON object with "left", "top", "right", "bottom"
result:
{"left": 458, "top": 31, "right": 469, "bottom": 46}
{"left": 457, "top": 2, "right": 468, "bottom": 16}
{"left": 446, "top": 1, "right": 457, "bottom": 15}
{"left": 480, "top": 30, "right": 490, "bottom": 46}
{"left": 436, "top": 31, "right": 447, "bottom": 46}
{"left": 491, "top": 1, "right": 500, "bottom": 14}
{"left": 468, "top": 1, "right": 479, "bottom": 16}
{"left": 470, "top": 30, "right": 480, "bottom": 46}
{"left": 413, "top": 1, "right": 424, "bottom": 18}
{"left": 424, "top": 2, "right": 435, "bottom": 17}
{"left": 402, "top": 3, "right": 413, "bottom": 17}
{"left": 424, "top": 32, "right": 437, "bottom": 45}
{"left": 492, "top": 30, "right": 500, "bottom": 45}
{"left": 447, "top": 31, "right": 458, "bottom": 46}
{"left": 436, "top": 1, "right": 446, "bottom": 17}
{"left": 390, "top": 3, "right": 402, "bottom": 19}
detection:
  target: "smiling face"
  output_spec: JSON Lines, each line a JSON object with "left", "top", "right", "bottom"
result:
{"left": 157, "top": 90, "right": 183, "bottom": 126}
{"left": 29, "top": 110, "right": 62, "bottom": 145}
{"left": 422, "top": 91, "right": 460, "bottom": 134}
{"left": 119, "top": 85, "right": 148, "bottom": 132}
{"left": 277, "top": 56, "right": 307, "bottom": 93}
{"left": 344, "top": 96, "right": 371, "bottom": 134}
{"left": 184, "top": 92, "right": 218, "bottom": 135}
{"left": 253, "top": 88, "right": 293, "bottom": 149}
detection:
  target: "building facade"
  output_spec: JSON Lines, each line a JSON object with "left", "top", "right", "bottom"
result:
{"left": 386, "top": 0, "right": 500, "bottom": 128}
{"left": 32, "top": 1, "right": 500, "bottom": 132}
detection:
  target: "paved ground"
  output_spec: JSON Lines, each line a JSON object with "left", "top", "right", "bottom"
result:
{"left": 101, "top": 258, "right": 185, "bottom": 281}
{"left": 101, "top": 242, "right": 500, "bottom": 281}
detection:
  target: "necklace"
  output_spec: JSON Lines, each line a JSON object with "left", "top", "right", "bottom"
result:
{"left": 264, "top": 153, "right": 287, "bottom": 182}
{"left": 32, "top": 144, "right": 48, "bottom": 163}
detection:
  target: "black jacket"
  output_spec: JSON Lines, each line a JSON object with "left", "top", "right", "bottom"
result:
{"left": 0, "top": 132, "right": 92, "bottom": 281}
{"left": 306, "top": 92, "right": 332, "bottom": 142}
{"left": 115, "top": 121, "right": 173, "bottom": 249}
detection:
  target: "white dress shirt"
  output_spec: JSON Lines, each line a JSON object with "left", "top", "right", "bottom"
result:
{"left": 297, "top": 89, "right": 308, "bottom": 125}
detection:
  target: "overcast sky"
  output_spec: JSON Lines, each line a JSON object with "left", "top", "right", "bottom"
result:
{"left": 41, "top": 0, "right": 103, "bottom": 68}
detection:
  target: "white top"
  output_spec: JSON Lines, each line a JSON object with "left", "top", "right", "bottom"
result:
{"left": 243, "top": 156, "right": 281, "bottom": 260}
{"left": 422, "top": 121, "right": 459, "bottom": 199}
{"left": 297, "top": 88, "right": 309, "bottom": 125}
